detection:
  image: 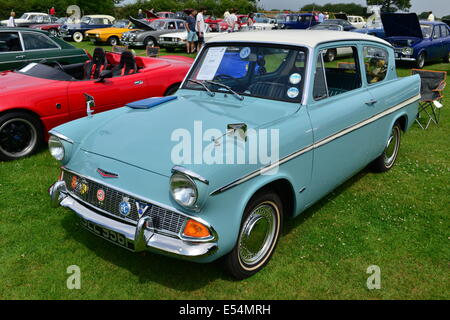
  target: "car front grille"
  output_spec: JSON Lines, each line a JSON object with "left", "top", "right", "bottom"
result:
{"left": 162, "top": 37, "right": 175, "bottom": 42}
{"left": 62, "top": 170, "right": 187, "bottom": 237}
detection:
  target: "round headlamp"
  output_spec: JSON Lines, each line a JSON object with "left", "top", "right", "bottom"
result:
{"left": 170, "top": 173, "right": 198, "bottom": 208}
{"left": 402, "top": 47, "right": 413, "bottom": 56}
{"left": 49, "top": 135, "right": 65, "bottom": 161}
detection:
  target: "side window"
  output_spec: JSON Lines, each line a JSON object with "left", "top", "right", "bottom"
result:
{"left": 177, "top": 21, "right": 185, "bottom": 29}
{"left": 433, "top": 26, "right": 441, "bottom": 39}
{"left": 22, "top": 33, "right": 58, "bottom": 50}
{"left": 363, "top": 46, "right": 389, "bottom": 84}
{"left": 0, "top": 32, "right": 22, "bottom": 52}
{"left": 168, "top": 21, "right": 176, "bottom": 29}
{"left": 440, "top": 25, "right": 449, "bottom": 38}
{"left": 313, "top": 46, "right": 361, "bottom": 100}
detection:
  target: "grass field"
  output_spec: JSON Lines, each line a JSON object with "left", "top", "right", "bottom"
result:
{"left": 0, "top": 40, "right": 449, "bottom": 299}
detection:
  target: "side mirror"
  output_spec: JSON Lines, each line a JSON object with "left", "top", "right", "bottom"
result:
{"left": 84, "top": 93, "right": 95, "bottom": 117}
{"left": 95, "top": 70, "right": 113, "bottom": 83}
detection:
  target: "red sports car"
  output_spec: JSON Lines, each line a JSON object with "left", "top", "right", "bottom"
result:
{"left": 0, "top": 49, "right": 193, "bottom": 161}
{"left": 29, "top": 17, "right": 68, "bottom": 36}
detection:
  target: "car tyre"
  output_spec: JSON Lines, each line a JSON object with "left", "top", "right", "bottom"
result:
{"left": 144, "top": 37, "right": 156, "bottom": 47}
{"left": 223, "top": 191, "right": 283, "bottom": 279}
{"left": 0, "top": 112, "right": 43, "bottom": 161}
{"left": 108, "top": 36, "right": 119, "bottom": 46}
{"left": 324, "top": 49, "right": 337, "bottom": 62}
{"left": 49, "top": 29, "right": 58, "bottom": 37}
{"left": 372, "top": 121, "right": 402, "bottom": 173}
{"left": 443, "top": 51, "right": 450, "bottom": 63}
{"left": 73, "top": 32, "right": 84, "bottom": 43}
{"left": 416, "top": 52, "right": 426, "bottom": 69}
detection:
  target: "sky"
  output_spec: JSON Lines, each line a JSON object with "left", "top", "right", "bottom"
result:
{"left": 122, "top": 0, "right": 449, "bottom": 17}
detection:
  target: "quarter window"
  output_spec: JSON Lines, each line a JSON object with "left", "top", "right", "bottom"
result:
{"left": 22, "top": 33, "right": 58, "bottom": 50}
{"left": 363, "top": 46, "right": 389, "bottom": 84}
{"left": 313, "top": 46, "right": 361, "bottom": 100}
{"left": 0, "top": 32, "right": 22, "bottom": 52}
{"left": 440, "top": 25, "right": 449, "bottom": 38}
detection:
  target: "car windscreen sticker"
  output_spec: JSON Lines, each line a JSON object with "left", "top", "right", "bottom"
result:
{"left": 196, "top": 46, "right": 227, "bottom": 80}
{"left": 287, "top": 87, "right": 299, "bottom": 99}
{"left": 239, "top": 47, "right": 251, "bottom": 59}
{"left": 289, "top": 73, "right": 302, "bottom": 84}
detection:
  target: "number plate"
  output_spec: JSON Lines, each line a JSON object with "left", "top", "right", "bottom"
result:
{"left": 80, "top": 218, "right": 135, "bottom": 251}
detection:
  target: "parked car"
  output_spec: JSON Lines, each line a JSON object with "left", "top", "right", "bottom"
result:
{"left": 253, "top": 13, "right": 269, "bottom": 23}
{"left": 48, "top": 30, "right": 420, "bottom": 279}
{"left": 158, "top": 31, "right": 223, "bottom": 51}
{"left": 318, "top": 19, "right": 356, "bottom": 31}
{"left": 217, "top": 14, "right": 248, "bottom": 32}
{"left": 253, "top": 18, "right": 277, "bottom": 31}
{"left": 29, "top": 17, "right": 68, "bottom": 36}
{"left": 0, "top": 50, "right": 193, "bottom": 160}
{"left": 1, "top": 12, "right": 49, "bottom": 27}
{"left": 278, "top": 13, "right": 319, "bottom": 29}
{"left": 86, "top": 20, "right": 136, "bottom": 46}
{"left": 353, "top": 27, "right": 386, "bottom": 39}
{"left": 205, "top": 16, "right": 223, "bottom": 32}
{"left": 122, "top": 18, "right": 186, "bottom": 48}
{"left": 0, "top": 27, "right": 88, "bottom": 71}
{"left": 348, "top": 15, "right": 366, "bottom": 29}
{"left": 381, "top": 13, "right": 450, "bottom": 68}
{"left": 14, "top": 14, "right": 59, "bottom": 28}
{"left": 59, "top": 15, "right": 115, "bottom": 43}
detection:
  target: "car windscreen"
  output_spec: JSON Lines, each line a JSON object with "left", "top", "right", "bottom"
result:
{"left": 182, "top": 44, "right": 308, "bottom": 103}
{"left": 113, "top": 21, "right": 129, "bottom": 28}
{"left": 420, "top": 24, "right": 432, "bottom": 37}
{"left": 17, "top": 63, "right": 74, "bottom": 81}
{"left": 150, "top": 20, "right": 166, "bottom": 30}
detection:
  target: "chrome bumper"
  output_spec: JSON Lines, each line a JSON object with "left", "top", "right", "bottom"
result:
{"left": 49, "top": 181, "right": 218, "bottom": 259}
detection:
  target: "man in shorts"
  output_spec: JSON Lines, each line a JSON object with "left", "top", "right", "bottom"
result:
{"left": 185, "top": 9, "right": 198, "bottom": 54}
{"left": 196, "top": 7, "right": 207, "bottom": 51}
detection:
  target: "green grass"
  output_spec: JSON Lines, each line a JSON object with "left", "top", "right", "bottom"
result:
{"left": 0, "top": 41, "right": 449, "bottom": 299}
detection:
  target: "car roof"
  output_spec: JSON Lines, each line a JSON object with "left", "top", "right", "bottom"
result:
{"left": 84, "top": 15, "right": 115, "bottom": 20}
{"left": 419, "top": 20, "right": 446, "bottom": 26}
{"left": 0, "top": 27, "right": 49, "bottom": 34}
{"left": 208, "top": 30, "right": 391, "bottom": 48}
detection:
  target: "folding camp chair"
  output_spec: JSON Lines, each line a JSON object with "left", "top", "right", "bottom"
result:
{"left": 411, "top": 69, "right": 447, "bottom": 129}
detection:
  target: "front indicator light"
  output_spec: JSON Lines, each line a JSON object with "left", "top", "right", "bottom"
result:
{"left": 183, "top": 219, "right": 211, "bottom": 238}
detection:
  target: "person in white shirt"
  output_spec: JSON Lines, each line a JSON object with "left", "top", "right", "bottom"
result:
{"left": 7, "top": 11, "right": 16, "bottom": 27}
{"left": 226, "top": 9, "right": 238, "bottom": 32}
{"left": 196, "top": 8, "right": 207, "bottom": 51}
{"left": 427, "top": 11, "right": 435, "bottom": 22}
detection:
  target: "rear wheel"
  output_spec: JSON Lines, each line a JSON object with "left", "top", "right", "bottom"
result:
{"left": 144, "top": 37, "right": 156, "bottom": 47}
{"left": 223, "top": 191, "right": 283, "bottom": 279}
{"left": 416, "top": 52, "right": 426, "bottom": 69}
{"left": 0, "top": 112, "right": 43, "bottom": 161}
{"left": 72, "top": 32, "right": 84, "bottom": 43}
{"left": 108, "top": 36, "right": 119, "bottom": 46}
{"left": 372, "top": 122, "right": 402, "bottom": 173}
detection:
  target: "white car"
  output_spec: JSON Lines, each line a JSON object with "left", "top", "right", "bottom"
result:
{"left": 1, "top": 12, "right": 49, "bottom": 26}
{"left": 252, "top": 18, "right": 277, "bottom": 31}
{"left": 158, "top": 31, "right": 224, "bottom": 51}
{"left": 348, "top": 15, "right": 366, "bottom": 29}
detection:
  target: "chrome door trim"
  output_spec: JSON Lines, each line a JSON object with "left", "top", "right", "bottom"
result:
{"left": 210, "top": 93, "right": 421, "bottom": 195}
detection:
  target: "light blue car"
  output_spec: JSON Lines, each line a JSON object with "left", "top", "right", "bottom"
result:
{"left": 48, "top": 30, "right": 421, "bottom": 279}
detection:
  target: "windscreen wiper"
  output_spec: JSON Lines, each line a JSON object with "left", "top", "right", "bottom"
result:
{"left": 205, "top": 80, "right": 244, "bottom": 101}
{"left": 187, "top": 79, "right": 215, "bottom": 97}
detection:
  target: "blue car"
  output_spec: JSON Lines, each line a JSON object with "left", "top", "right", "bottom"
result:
{"left": 381, "top": 13, "right": 450, "bottom": 68}
{"left": 59, "top": 15, "right": 115, "bottom": 43}
{"left": 49, "top": 30, "right": 420, "bottom": 279}
{"left": 279, "top": 13, "right": 319, "bottom": 29}
{"left": 353, "top": 27, "right": 386, "bottom": 39}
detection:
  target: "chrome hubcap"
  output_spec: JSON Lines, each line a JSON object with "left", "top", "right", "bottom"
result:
{"left": 239, "top": 203, "right": 277, "bottom": 266}
{"left": 384, "top": 127, "right": 399, "bottom": 167}
{"left": 0, "top": 118, "right": 37, "bottom": 158}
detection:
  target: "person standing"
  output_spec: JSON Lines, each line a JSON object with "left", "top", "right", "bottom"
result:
{"left": 7, "top": 11, "right": 16, "bottom": 27}
{"left": 196, "top": 7, "right": 207, "bottom": 51}
{"left": 226, "top": 9, "right": 238, "bottom": 32}
{"left": 49, "top": 7, "right": 56, "bottom": 16}
{"left": 318, "top": 11, "right": 325, "bottom": 23}
{"left": 185, "top": 9, "right": 198, "bottom": 54}
{"left": 247, "top": 13, "right": 255, "bottom": 30}
{"left": 137, "top": 9, "right": 145, "bottom": 19}
{"left": 427, "top": 11, "right": 435, "bottom": 22}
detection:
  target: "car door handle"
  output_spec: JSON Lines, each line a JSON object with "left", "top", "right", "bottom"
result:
{"left": 365, "top": 99, "right": 377, "bottom": 106}
{"left": 134, "top": 80, "right": 144, "bottom": 85}
{"left": 15, "top": 55, "right": 25, "bottom": 59}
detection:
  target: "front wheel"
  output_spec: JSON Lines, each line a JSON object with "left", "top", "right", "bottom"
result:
{"left": 0, "top": 112, "right": 43, "bottom": 161}
{"left": 144, "top": 37, "right": 156, "bottom": 47}
{"left": 372, "top": 122, "right": 402, "bottom": 173}
{"left": 223, "top": 191, "right": 283, "bottom": 279}
{"left": 72, "top": 32, "right": 84, "bottom": 43}
{"left": 108, "top": 36, "right": 119, "bottom": 46}
{"left": 416, "top": 52, "right": 425, "bottom": 69}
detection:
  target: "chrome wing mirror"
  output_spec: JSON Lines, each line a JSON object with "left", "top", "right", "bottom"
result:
{"left": 84, "top": 93, "right": 95, "bottom": 118}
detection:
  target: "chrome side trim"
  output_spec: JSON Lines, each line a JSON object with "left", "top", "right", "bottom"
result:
{"left": 171, "top": 165, "right": 209, "bottom": 185}
{"left": 49, "top": 130, "right": 74, "bottom": 143}
{"left": 211, "top": 94, "right": 421, "bottom": 195}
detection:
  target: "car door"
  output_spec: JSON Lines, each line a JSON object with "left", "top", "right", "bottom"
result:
{"left": 0, "top": 31, "right": 25, "bottom": 71}
{"left": 67, "top": 72, "right": 151, "bottom": 120}
{"left": 428, "top": 25, "right": 443, "bottom": 60}
{"left": 438, "top": 25, "right": 450, "bottom": 59}
{"left": 20, "top": 31, "right": 63, "bottom": 65}
{"left": 306, "top": 44, "right": 376, "bottom": 204}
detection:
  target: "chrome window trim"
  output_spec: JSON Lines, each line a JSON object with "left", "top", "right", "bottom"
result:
{"left": 171, "top": 165, "right": 209, "bottom": 185}
{"left": 0, "top": 30, "right": 24, "bottom": 53}
{"left": 211, "top": 93, "right": 421, "bottom": 195}
{"left": 20, "top": 31, "right": 61, "bottom": 51}
{"left": 0, "top": 53, "right": 86, "bottom": 65}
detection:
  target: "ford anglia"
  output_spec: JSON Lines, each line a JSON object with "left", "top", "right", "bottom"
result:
{"left": 48, "top": 31, "right": 421, "bottom": 279}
